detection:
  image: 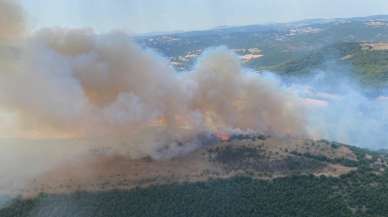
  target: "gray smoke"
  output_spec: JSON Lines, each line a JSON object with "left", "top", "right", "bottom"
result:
{"left": 0, "top": 29, "right": 305, "bottom": 158}
{"left": 288, "top": 69, "right": 388, "bottom": 149}
{"left": 0, "top": 0, "right": 305, "bottom": 164}
{"left": 0, "top": 2, "right": 306, "bottom": 197}
{"left": 0, "top": 13, "right": 305, "bottom": 197}
{"left": 0, "top": 0, "right": 24, "bottom": 41}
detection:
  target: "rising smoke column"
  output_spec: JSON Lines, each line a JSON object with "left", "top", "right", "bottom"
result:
{"left": 0, "top": 0, "right": 307, "bottom": 160}
{"left": 0, "top": 0, "right": 24, "bottom": 41}
{"left": 0, "top": 27, "right": 306, "bottom": 158}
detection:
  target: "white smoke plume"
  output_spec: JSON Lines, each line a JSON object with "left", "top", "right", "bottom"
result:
{"left": 289, "top": 69, "right": 388, "bottom": 150}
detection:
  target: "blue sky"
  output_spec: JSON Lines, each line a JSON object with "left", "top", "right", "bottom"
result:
{"left": 20, "top": 0, "right": 388, "bottom": 34}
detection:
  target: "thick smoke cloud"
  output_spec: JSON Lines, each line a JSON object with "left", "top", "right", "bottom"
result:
{"left": 0, "top": 0, "right": 24, "bottom": 41}
{"left": 0, "top": 2, "right": 306, "bottom": 197}
{"left": 0, "top": 28, "right": 305, "bottom": 159}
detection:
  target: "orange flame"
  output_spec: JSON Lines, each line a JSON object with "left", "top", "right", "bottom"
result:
{"left": 215, "top": 131, "right": 230, "bottom": 142}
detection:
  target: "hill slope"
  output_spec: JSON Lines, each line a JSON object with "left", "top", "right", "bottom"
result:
{"left": 270, "top": 42, "right": 388, "bottom": 89}
{"left": 8, "top": 135, "right": 358, "bottom": 197}
{"left": 1, "top": 134, "right": 388, "bottom": 217}
{"left": 137, "top": 16, "right": 388, "bottom": 90}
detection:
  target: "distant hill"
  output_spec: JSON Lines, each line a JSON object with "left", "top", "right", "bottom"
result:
{"left": 137, "top": 15, "right": 388, "bottom": 89}
{"left": 269, "top": 42, "right": 388, "bottom": 89}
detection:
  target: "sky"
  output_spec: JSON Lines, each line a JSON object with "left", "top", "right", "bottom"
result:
{"left": 17, "top": 0, "right": 388, "bottom": 34}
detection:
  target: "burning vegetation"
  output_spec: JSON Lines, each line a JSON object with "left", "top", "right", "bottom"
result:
{"left": 0, "top": 10, "right": 306, "bottom": 159}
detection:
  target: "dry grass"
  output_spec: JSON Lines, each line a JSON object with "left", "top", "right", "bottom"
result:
{"left": 361, "top": 43, "right": 388, "bottom": 51}
{"left": 12, "top": 136, "right": 358, "bottom": 197}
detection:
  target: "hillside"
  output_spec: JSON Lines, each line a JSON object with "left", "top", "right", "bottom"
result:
{"left": 270, "top": 42, "right": 388, "bottom": 89}
{"left": 138, "top": 15, "right": 388, "bottom": 68}
{"left": 1, "top": 134, "right": 388, "bottom": 217}
{"left": 137, "top": 16, "right": 388, "bottom": 90}
{"left": 2, "top": 134, "right": 357, "bottom": 197}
